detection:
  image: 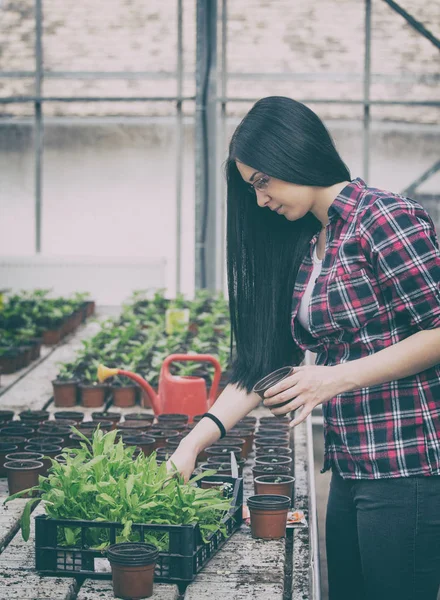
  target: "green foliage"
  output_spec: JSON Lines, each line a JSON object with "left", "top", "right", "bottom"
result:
{"left": 55, "top": 289, "right": 233, "bottom": 388}
{"left": 4, "top": 428, "right": 232, "bottom": 550}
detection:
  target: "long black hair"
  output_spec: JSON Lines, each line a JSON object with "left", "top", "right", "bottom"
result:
{"left": 226, "top": 96, "right": 351, "bottom": 393}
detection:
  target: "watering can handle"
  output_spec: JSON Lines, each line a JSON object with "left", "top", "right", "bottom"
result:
{"left": 162, "top": 354, "right": 222, "bottom": 407}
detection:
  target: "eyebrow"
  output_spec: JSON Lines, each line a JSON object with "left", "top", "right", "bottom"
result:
{"left": 249, "top": 171, "right": 260, "bottom": 183}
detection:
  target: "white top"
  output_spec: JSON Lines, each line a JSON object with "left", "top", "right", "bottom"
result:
{"left": 297, "top": 244, "right": 323, "bottom": 332}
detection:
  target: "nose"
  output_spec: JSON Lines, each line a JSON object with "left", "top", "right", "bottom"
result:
{"left": 255, "top": 189, "right": 270, "bottom": 208}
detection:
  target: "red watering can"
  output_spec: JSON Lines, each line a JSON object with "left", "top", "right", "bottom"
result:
{"left": 97, "top": 354, "right": 221, "bottom": 421}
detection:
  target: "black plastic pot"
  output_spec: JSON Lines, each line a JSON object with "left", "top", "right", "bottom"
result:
{"left": 54, "top": 411, "right": 84, "bottom": 424}
{"left": 0, "top": 436, "right": 27, "bottom": 451}
{"left": 6, "top": 451, "right": 44, "bottom": 463}
{"left": 25, "top": 444, "right": 62, "bottom": 476}
{"left": 205, "top": 446, "right": 242, "bottom": 460}
{"left": 107, "top": 542, "right": 159, "bottom": 600}
{"left": 19, "top": 410, "right": 50, "bottom": 424}
{"left": 122, "top": 435, "right": 156, "bottom": 456}
{"left": 157, "top": 413, "right": 188, "bottom": 425}
{"left": 27, "top": 436, "right": 64, "bottom": 447}
{"left": 256, "top": 446, "right": 292, "bottom": 457}
{"left": 123, "top": 413, "right": 155, "bottom": 424}
{"left": 259, "top": 415, "right": 290, "bottom": 425}
{"left": 0, "top": 443, "right": 19, "bottom": 477}
{"left": 255, "top": 438, "right": 289, "bottom": 450}
{"left": 0, "top": 426, "right": 35, "bottom": 437}
{"left": 0, "top": 410, "right": 15, "bottom": 422}
{"left": 252, "top": 464, "right": 291, "bottom": 478}
{"left": 253, "top": 366, "right": 295, "bottom": 408}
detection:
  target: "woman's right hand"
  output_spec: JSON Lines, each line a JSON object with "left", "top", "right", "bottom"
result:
{"left": 166, "top": 440, "right": 199, "bottom": 483}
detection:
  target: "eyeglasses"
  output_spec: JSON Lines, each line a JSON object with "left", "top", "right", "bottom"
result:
{"left": 247, "top": 174, "right": 270, "bottom": 194}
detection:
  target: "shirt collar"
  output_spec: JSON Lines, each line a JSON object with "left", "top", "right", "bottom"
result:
{"left": 327, "top": 177, "right": 366, "bottom": 223}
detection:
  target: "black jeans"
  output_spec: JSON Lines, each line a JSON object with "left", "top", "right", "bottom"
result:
{"left": 326, "top": 469, "right": 440, "bottom": 600}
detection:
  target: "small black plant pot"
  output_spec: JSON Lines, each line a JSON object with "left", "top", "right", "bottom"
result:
{"left": 254, "top": 455, "right": 292, "bottom": 468}
{"left": 157, "top": 413, "right": 188, "bottom": 425}
{"left": 54, "top": 411, "right": 84, "bottom": 424}
{"left": 107, "top": 542, "right": 159, "bottom": 599}
{"left": 19, "top": 410, "right": 50, "bottom": 424}
{"left": 253, "top": 366, "right": 295, "bottom": 410}
{"left": 255, "top": 446, "right": 292, "bottom": 457}
{"left": 247, "top": 494, "right": 291, "bottom": 539}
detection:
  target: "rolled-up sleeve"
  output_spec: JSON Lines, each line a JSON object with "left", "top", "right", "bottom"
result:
{"left": 358, "top": 195, "right": 440, "bottom": 331}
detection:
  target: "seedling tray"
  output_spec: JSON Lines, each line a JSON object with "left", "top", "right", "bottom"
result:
{"left": 34, "top": 475, "right": 243, "bottom": 586}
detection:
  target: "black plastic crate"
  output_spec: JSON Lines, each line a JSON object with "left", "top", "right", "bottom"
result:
{"left": 35, "top": 475, "right": 243, "bottom": 586}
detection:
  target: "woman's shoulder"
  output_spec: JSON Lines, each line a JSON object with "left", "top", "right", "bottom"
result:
{"left": 355, "top": 183, "right": 433, "bottom": 227}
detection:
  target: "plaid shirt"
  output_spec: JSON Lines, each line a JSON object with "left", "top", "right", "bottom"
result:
{"left": 291, "top": 178, "right": 440, "bottom": 480}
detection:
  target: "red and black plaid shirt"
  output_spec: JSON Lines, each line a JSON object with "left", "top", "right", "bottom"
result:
{"left": 291, "top": 178, "right": 440, "bottom": 479}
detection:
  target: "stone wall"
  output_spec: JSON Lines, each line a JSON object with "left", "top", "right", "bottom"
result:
{"left": 0, "top": 0, "right": 438, "bottom": 122}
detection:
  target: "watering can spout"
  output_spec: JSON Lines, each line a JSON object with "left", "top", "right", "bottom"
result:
{"left": 97, "top": 364, "right": 161, "bottom": 415}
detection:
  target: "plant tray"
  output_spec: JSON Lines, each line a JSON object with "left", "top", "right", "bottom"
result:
{"left": 34, "top": 475, "right": 243, "bottom": 586}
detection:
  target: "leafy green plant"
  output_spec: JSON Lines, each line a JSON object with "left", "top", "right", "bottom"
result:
{"left": 4, "top": 428, "right": 233, "bottom": 551}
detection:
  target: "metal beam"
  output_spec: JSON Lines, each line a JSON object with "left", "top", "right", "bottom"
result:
{"left": 401, "top": 159, "right": 440, "bottom": 196}
{"left": 382, "top": 0, "right": 440, "bottom": 50}
{"left": 363, "top": 0, "right": 372, "bottom": 182}
{"left": 175, "top": 0, "right": 183, "bottom": 294}
{"left": 34, "top": 0, "right": 43, "bottom": 254}
{"left": 195, "top": 0, "right": 218, "bottom": 290}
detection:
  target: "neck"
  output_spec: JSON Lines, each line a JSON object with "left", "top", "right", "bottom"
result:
{"left": 312, "top": 180, "right": 350, "bottom": 227}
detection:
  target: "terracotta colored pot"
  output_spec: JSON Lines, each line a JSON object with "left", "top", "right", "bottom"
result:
{"left": 112, "top": 385, "right": 137, "bottom": 408}
{"left": 254, "top": 475, "right": 295, "bottom": 499}
{"left": 5, "top": 460, "right": 43, "bottom": 496}
{"left": 79, "top": 384, "right": 107, "bottom": 408}
{"left": 247, "top": 494, "right": 290, "bottom": 539}
{"left": 107, "top": 542, "right": 158, "bottom": 599}
{"left": 43, "top": 328, "right": 63, "bottom": 345}
{"left": 227, "top": 429, "right": 253, "bottom": 458}
{"left": 201, "top": 479, "right": 224, "bottom": 489}
{"left": 54, "top": 411, "right": 84, "bottom": 425}
{"left": 0, "top": 443, "right": 19, "bottom": 477}
{"left": 52, "top": 379, "right": 79, "bottom": 408}
{"left": 6, "top": 451, "right": 44, "bottom": 475}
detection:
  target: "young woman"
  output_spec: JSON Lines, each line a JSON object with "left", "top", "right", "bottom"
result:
{"left": 169, "top": 96, "right": 440, "bottom": 600}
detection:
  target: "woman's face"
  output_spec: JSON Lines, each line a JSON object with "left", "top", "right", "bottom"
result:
{"left": 235, "top": 160, "right": 315, "bottom": 222}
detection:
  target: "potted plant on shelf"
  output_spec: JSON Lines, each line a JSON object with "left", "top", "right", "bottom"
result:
{"left": 52, "top": 363, "right": 80, "bottom": 407}
{"left": 253, "top": 474, "right": 295, "bottom": 498}
{"left": 247, "top": 494, "right": 291, "bottom": 539}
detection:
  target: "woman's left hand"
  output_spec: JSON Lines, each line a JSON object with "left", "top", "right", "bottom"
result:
{"left": 263, "top": 365, "right": 347, "bottom": 427}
